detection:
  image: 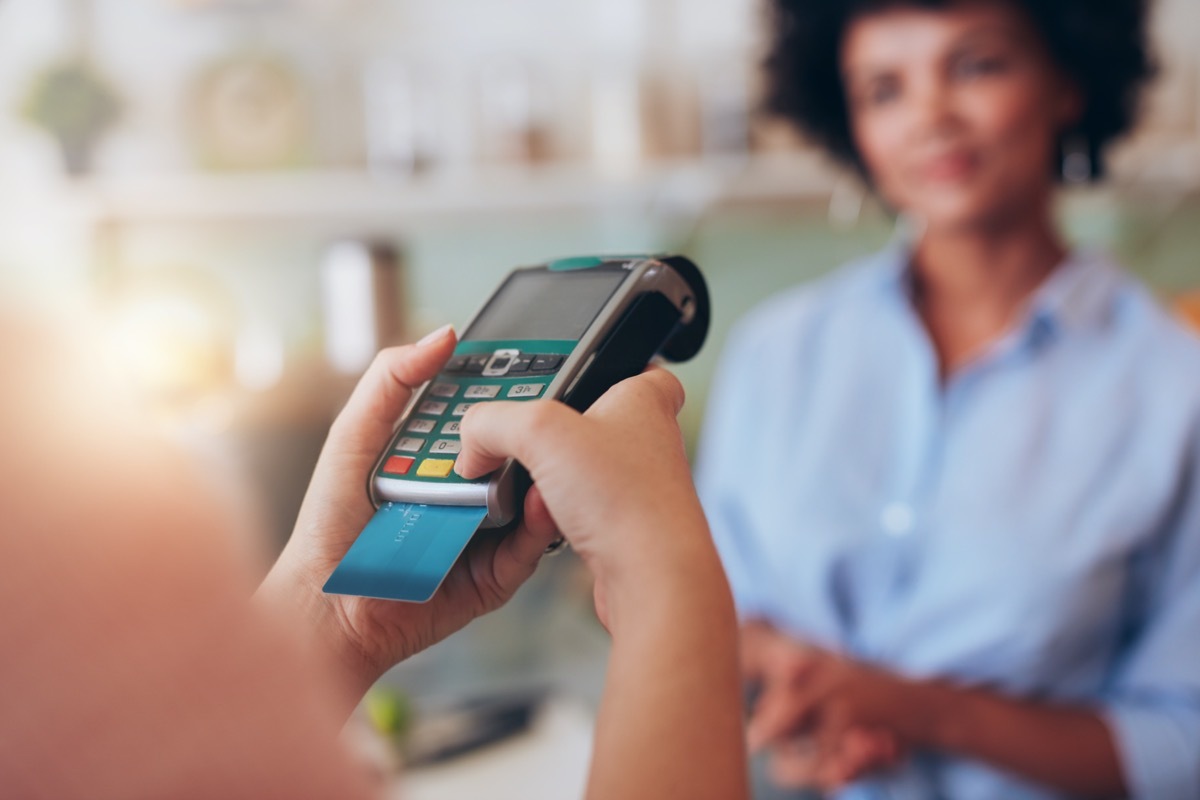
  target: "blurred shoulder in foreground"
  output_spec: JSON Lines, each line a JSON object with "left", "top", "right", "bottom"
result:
{"left": 0, "top": 313, "right": 373, "bottom": 800}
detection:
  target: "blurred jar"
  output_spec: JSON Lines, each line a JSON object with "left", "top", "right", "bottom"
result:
{"left": 475, "top": 58, "right": 552, "bottom": 165}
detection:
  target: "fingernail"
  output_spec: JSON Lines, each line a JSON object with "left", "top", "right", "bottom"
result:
{"left": 417, "top": 323, "right": 454, "bottom": 346}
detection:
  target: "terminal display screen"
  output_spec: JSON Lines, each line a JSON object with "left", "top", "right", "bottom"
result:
{"left": 463, "top": 268, "right": 627, "bottom": 342}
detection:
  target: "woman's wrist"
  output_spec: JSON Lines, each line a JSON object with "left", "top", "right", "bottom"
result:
{"left": 884, "top": 677, "right": 966, "bottom": 752}
{"left": 599, "top": 529, "right": 734, "bottom": 638}
{"left": 255, "top": 553, "right": 384, "bottom": 716}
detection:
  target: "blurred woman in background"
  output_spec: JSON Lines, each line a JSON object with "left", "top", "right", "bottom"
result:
{"left": 696, "top": 1, "right": 1200, "bottom": 798}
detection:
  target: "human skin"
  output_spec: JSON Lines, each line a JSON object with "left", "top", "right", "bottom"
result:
{"left": 0, "top": 317, "right": 378, "bottom": 800}
{"left": 259, "top": 325, "right": 748, "bottom": 800}
{"left": 745, "top": 622, "right": 1126, "bottom": 796}
{"left": 256, "top": 324, "right": 562, "bottom": 718}
{"left": 748, "top": 3, "right": 1127, "bottom": 796}
{"left": 1, "top": 315, "right": 748, "bottom": 800}
{"left": 456, "top": 370, "right": 749, "bottom": 800}
{"left": 845, "top": 0, "right": 1079, "bottom": 374}
{"left": 262, "top": 326, "right": 752, "bottom": 800}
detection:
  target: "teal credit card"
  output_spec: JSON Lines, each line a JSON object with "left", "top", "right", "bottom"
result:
{"left": 323, "top": 502, "right": 489, "bottom": 603}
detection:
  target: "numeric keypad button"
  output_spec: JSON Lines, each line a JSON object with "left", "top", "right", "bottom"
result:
{"left": 416, "top": 458, "right": 456, "bottom": 478}
{"left": 430, "top": 440, "right": 462, "bottom": 455}
{"left": 507, "top": 383, "right": 544, "bottom": 399}
{"left": 464, "top": 384, "right": 501, "bottom": 399}
{"left": 382, "top": 455, "right": 415, "bottom": 475}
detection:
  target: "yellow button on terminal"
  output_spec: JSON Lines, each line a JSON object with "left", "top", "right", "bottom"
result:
{"left": 416, "top": 458, "right": 456, "bottom": 478}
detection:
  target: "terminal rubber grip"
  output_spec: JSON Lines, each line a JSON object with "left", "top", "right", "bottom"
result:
{"left": 561, "top": 291, "right": 683, "bottom": 412}
{"left": 656, "top": 255, "right": 710, "bottom": 363}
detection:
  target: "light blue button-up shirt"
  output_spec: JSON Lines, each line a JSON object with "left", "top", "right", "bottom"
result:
{"left": 695, "top": 247, "right": 1200, "bottom": 800}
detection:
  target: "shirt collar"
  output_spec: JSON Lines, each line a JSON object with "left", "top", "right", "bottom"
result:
{"left": 1025, "top": 249, "right": 1118, "bottom": 334}
{"left": 869, "top": 245, "right": 1118, "bottom": 340}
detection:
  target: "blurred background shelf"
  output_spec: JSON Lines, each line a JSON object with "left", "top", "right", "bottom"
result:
{"left": 68, "top": 154, "right": 842, "bottom": 223}
{"left": 43, "top": 140, "right": 1200, "bottom": 228}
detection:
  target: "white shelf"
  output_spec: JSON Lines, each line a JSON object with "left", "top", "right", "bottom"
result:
{"left": 63, "top": 153, "right": 845, "bottom": 226}
{"left": 18, "top": 139, "right": 1200, "bottom": 235}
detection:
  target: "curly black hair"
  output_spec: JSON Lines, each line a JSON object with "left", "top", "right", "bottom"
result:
{"left": 763, "top": 0, "right": 1156, "bottom": 180}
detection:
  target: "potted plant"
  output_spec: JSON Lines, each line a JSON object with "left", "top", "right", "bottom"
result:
{"left": 20, "top": 59, "right": 121, "bottom": 177}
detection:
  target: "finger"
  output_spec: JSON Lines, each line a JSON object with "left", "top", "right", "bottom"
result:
{"left": 767, "top": 646, "right": 822, "bottom": 687}
{"left": 766, "top": 739, "right": 821, "bottom": 789}
{"left": 863, "top": 728, "right": 903, "bottom": 770}
{"left": 826, "top": 726, "right": 888, "bottom": 785}
{"left": 455, "top": 487, "right": 559, "bottom": 610}
{"left": 454, "top": 370, "right": 682, "bottom": 483}
{"left": 880, "top": 731, "right": 903, "bottom": 766}
{"left": 747, "top": 647, "right": 821, "bottom": 740}
{"left": 748, "top": 679, "right": 825, "bottom": 751}
{"left": 454, "top": 399, "right": 582, "bottom": 480}
{"left": 632, "top": 366, "right": 686, "bottom": 417}
{"left": 326, "top": 325, "right": 457, "bottom": 462}
{"left": 811, "top": 724, "right": 897, "bottom": 786}
{"left": 588, "top": 368, "right": 685, "bottom": 422}
{"left": 593, "top": 581, "right": 610, "bottom": 630}
{"left": 813, "top": 707, "right": 855, "bottom": 782}
{"left": 812, "top": 731, "right": 879, "bottom": 793}
{"left": 493, "top": 486, "right": 560, "bottom": 579}
{"left": 747, "top": 665, "right": 794, "bottom": 748}
{"left": 747, "top": 682, "right": 791, "bottom": 750}
{"left": 738, "top": 621, "right": 783, "bottom": 681}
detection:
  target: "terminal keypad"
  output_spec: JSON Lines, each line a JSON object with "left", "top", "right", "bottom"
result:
{"left": 378, "top": 349, "right": 561, "bottom": 481}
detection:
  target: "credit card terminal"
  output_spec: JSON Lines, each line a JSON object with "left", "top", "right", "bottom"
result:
{"left": 323, "top": 254, "right": 709, "bottom": 602}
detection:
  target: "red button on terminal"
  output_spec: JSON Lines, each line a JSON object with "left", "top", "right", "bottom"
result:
{"left": 382, "top": 455, "right": 415, "bottom": 476}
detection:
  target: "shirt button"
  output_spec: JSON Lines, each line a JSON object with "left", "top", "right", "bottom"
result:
{"left": 880, "top": 503, "right": 914, "bottom": 537}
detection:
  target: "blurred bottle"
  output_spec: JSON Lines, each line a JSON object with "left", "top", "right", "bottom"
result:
{"left": 319, "top": 240, "right": 408, "bottom": 375}
{"left": 697, "top": 55, "right": 752, "bottom": 157}
{"left": 590, "top": 64, "right": 644, "bottom": 176}
{"left": 362, "top": 57, "right": 440, "bottom": 177}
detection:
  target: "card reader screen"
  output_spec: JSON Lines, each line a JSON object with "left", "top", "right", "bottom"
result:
{"left": 463, "top": 268, "right": 627, "bottom": 342}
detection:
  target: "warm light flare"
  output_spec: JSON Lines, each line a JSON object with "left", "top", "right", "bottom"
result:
{"left": 104, "top": 292, "right": 232, "bottom": 403}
